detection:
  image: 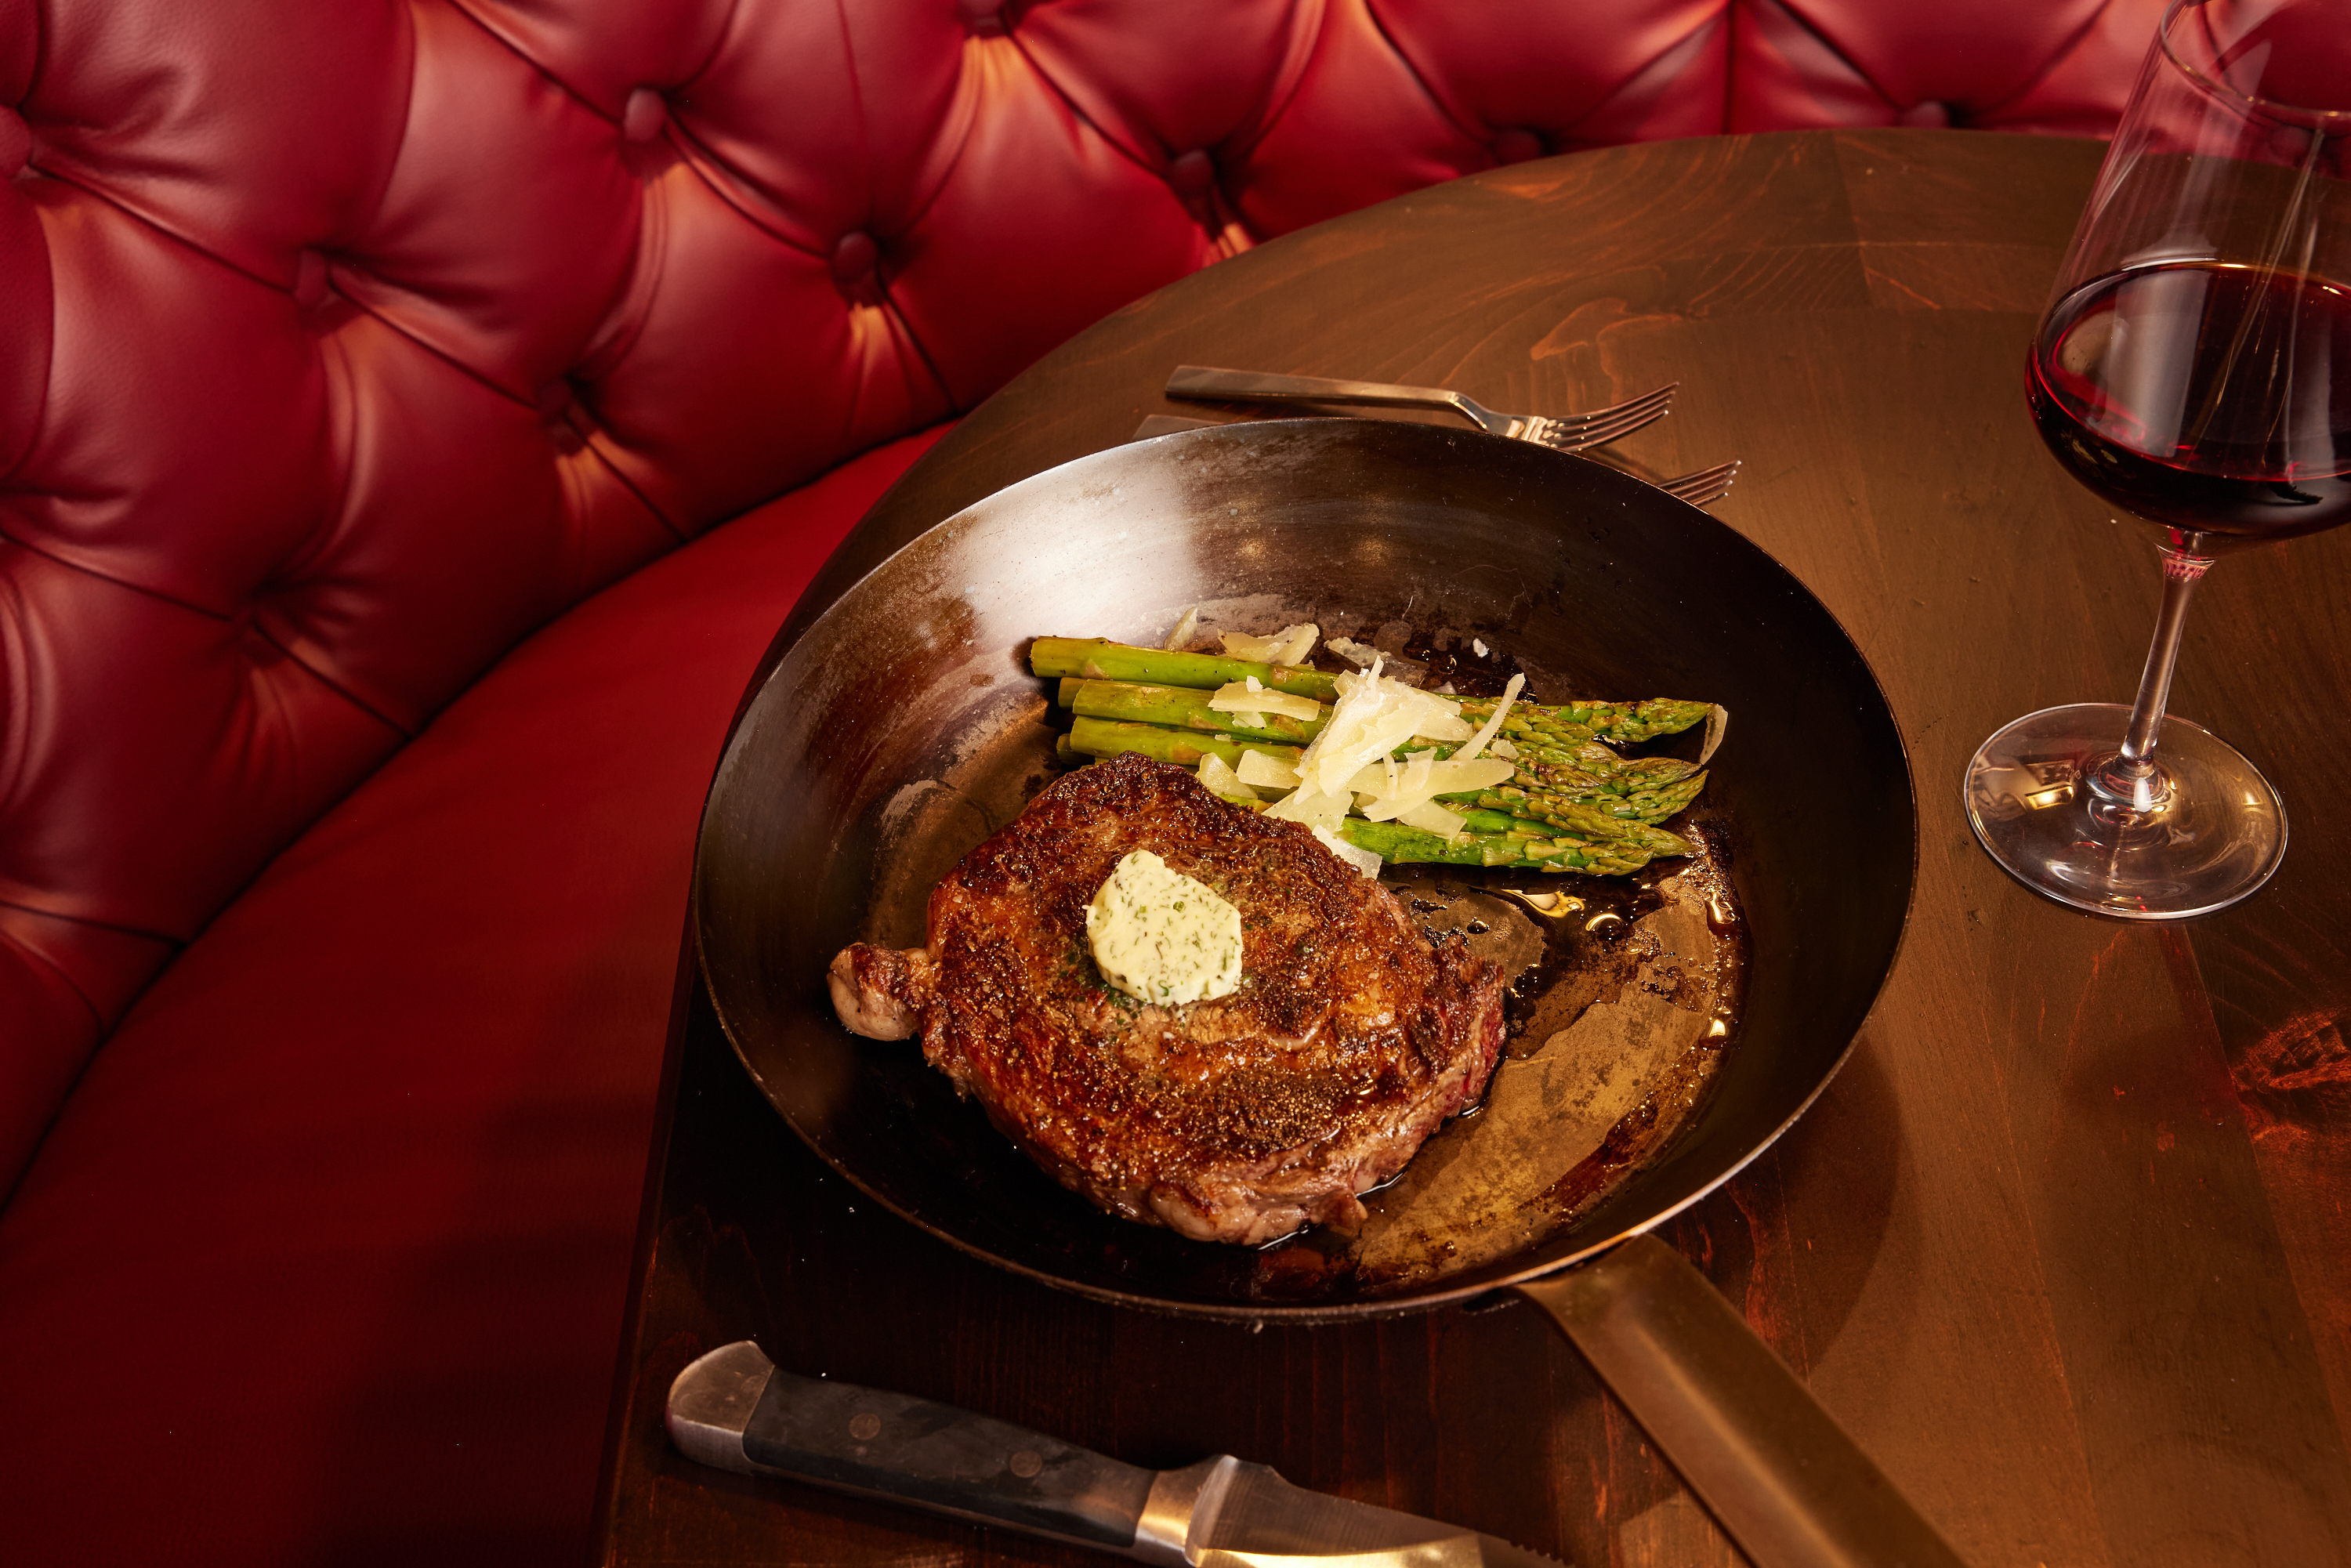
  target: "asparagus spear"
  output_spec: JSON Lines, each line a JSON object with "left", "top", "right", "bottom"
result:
{"left": 1057, "top": 727, "right": 1678, "bottom": 873}
{"left": 1031, "top": 637, "right": 1340, "bottom": 701}
{"left": 1496, "top": 742, "right": 1701, "bottom": 792}
{"left": 1461, "top": 789, "right": 1694, "bottom": 856}
{"left": 1469, "top": 772, "right": 1708, "bottom": 826}
{"left": 1333, "top": 818, "right": 1655, "bottom": 874}
{"left": 1064, "top": 714, "right": 1704, "bottom": 828}
{"left": 1454, "top": 693, "right": 1712, "bottom": 747}
{"left": 1060, "top": 677, "right": 1325, "bottom": 745}
{"left": 1067, "top": 717, "right": 1302, "bottom": 773}
{"left": 1033, "top": 641, "right": 1709, "bottom": 748}
{"left": 1051, "top": 668, "right": 1706, "bottom": 779}
{"left": 1058, "top": 677, "right": 1694, "bottom": 784}
{"left": 1199, "top": 778, "right": 1661, "bottom": 874}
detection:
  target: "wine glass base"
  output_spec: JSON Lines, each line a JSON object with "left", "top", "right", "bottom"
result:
{"left": 1963, "top": 704, "right": 2288, "bottom": 920}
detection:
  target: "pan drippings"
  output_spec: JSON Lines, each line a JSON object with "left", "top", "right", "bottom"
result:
{"left": 1248, "top": 825, "right": 1745, "bottom": 1297}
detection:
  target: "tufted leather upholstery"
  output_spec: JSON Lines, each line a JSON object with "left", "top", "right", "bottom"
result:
{"left": 0, "top": 0, "right": 2165, "bottom": 1556}
{"left": 0, "top": 0, "right": 2164, "bottom": 1193}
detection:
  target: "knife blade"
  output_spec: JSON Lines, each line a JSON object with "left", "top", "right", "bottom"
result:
{"left": 668, "top": 1342, "right": 1567, "bottom": 1568}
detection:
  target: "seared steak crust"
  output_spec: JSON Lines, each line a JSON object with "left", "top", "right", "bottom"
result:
{"left": 833, "top": 753, "right": 1506, "bottom": 1245}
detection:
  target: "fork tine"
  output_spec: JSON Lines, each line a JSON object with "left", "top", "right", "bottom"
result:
{"left": 1541, "top": 380, "right": 1678, "bottom": 435}
{"left": 1537, "top": 396, "right": 1673, "bottom": 452}
{"left": 1665, "top": 458, "right": 1741, "bottom": 493}
{"left": 1659, "top": 460, "right": 1741, "bottom": 506}
{"left": 1570, "top": 379, "right": 1678, "bottom": 422}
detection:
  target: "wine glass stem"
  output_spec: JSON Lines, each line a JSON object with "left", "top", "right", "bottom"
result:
{"left": 2096, "top": 538, "right": 2216, "bottom": 808}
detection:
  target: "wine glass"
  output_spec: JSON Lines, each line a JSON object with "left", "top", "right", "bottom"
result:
{"left": 1965, "top": 0, "right": 2351, "bottom": 919}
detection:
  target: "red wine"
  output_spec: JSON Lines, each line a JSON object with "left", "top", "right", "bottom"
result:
{"left": 2028, "top": 262, "right": 2351, "bottom": 540}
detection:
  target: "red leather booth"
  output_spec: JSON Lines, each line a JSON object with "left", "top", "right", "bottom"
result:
{"left": 0, "top": 1, "right": 2157, "bottom": 1559}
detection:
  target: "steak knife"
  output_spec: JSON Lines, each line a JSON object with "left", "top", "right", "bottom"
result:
{"left": 668, "top": 1342, "right": 1565, "bottom": 1568}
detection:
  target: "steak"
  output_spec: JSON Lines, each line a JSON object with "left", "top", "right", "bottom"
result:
{"left": 828, "top": 752, "right": 1507, "bottom": 1245}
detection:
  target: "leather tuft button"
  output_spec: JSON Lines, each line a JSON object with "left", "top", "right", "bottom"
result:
{"left": 622, "top": 87, "right": 668, "bottom": 143}
{"left": 292, "top": 249, "right": 331, "bottom": 310}
{"left": 0, "top": 108, "right": 30, "bottom": 175}
{"left": 958, "top": 0, "right": 1005, "bottom": 36}
{"left": 1168, "top": 150, "right": 1215, "bottom": 198}
{"left": 831, "top": 231, "right": 880, "bottom": 295}
{"left": 1491, "top": 129, "right": 1543, "bottom": 166}
{"left": 1898, "top": 100, "right": 1953, "bottom": 129}
{"left": 538, "top": 380, "right": 586, "bottom": 453}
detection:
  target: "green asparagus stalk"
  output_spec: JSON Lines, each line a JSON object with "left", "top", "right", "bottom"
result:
{"left": 1067, "top": 717, "right": 1304, "bottom": 773}
{"left": 1048, "top": 665, "right": 1706, "bottom": 772}
{"left": 1057, "top": 726, "right": 1676, "bottom": 873}
{"left": 1411, "top": 808, "right": 1679, "bottom": 865}
{"left": 1473, "top": 772, "right": 1708, "bottom": 826}
{"left": 1202, "top": 784, "right": 1658, "bottom": 874}
{"left": 1413, "top": 737, "right": 1702, "bottom": 822}
{"left": 1059, "top": 677, "right": 1694, "bottom": 788}
{"left": 1332, "top": 818, "right": 1655, "bottom": 874}
{"left": 1066, "top": 713, "right": 1703, "bottom": 830}
{"left": 1461, "top": 789, "right": 1694, "bottom": 856}
{"left": 1030, "top": 637, "right": 1340, "bottom": 701}
{"left": 1060, "top": 677, "right": 1325, "bottom": 745}
{"left": 1493, "top": 744, "right": 1701, "bottom": 793}
{"left": 1454, "top": 693, "right": 1712, "bottom": 746}
{"left": 1035, "top": 640, "right": 1707, "bottom": 741}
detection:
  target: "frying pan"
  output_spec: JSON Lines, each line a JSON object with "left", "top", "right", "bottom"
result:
{"left": 693, "top": 419, "right": 1944, "bottom": 1568}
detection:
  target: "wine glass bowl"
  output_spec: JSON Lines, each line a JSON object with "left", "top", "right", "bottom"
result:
{"left": 1967, "top": 0, "right": 2349, "bottom": 918}
{"left": 2027, "top": 264, "right": 2351, "bottom": 543}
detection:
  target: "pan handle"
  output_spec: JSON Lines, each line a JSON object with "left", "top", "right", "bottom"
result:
{"left": 1514, "top": 1235, "right": 1969, "bottom": 1568}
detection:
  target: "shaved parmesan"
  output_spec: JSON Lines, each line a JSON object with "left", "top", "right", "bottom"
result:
{"left": 1311, "top": 825, "right": 1383, "bottom": 878}
{"left": 1163, "top": 607, "right": 1199, "bottom": 650}
{"left": 1261, "top": 655, "right": 1499, "bottom": 833}
{"left": 1208, "top": 680, "right": 1321, "bottom": 722}
{"left": 1194, "top": 753, "right": 1262, "bottom": 806}
{"left": 1234, "top": 749, "right": 1301, "bottom": 790}
{"left": 1408, "top": 707, "right": 1473, "bottom": 744}
{"left": 1398, "top": 799, "right": 1471, "bottom": 839}
{"left": 1354, "top": 751, "right": 1432, "bottom": 820}
{"left": 1324, "top": 637, "right": 1378, "bottom": 668}
{"left": 1293, "top": 661, "right": 1474, "bottom": 797}
{"left": 1440, "top": 758, "right": 1515, "bottom": 792}
{"left": 1220, "top": 623, "right": 1320, "bottom": 666}
{"left": 1453, "top": 672, "right": 1527, "bottom": 762}
{"left": 1347, "top": 755, "right": 1513, "bottom": 820}
{"left": 1263, "top": 784, "right": 1351, "bottom": 833}
{"left": 1700, "top": 704, "right": 1730, "bottom": 766}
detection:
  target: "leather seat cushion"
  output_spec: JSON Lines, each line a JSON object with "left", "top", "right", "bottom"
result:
{"left": 0, "top": 427, "right": 944, "bottom": 1565}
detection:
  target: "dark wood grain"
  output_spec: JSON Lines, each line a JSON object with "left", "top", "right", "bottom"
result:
{"left": 591, "top": 129, "right": 2351, "bottom": 1568}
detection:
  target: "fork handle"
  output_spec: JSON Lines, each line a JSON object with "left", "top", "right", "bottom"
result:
{"left": 1166, "top": 366, "right": 1475, "bottom": 423}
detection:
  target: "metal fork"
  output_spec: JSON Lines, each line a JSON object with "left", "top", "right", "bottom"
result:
{"left": 1128, "top": 414, "right": 1741, "bottom": 508}
{"left": 1166, "top": 366, "right": 1675, "bottom": 452}
{"left": 1656, "top": 458, "right": 1741, "bottom": 507}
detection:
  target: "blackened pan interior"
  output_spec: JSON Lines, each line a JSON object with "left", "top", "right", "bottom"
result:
{"left": 693, "top": 419, "right": 1916, "bottom": 1322}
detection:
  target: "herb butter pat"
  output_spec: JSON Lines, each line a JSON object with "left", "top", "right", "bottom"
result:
{"left": 1085, "top": 850, "right": 1244, "bottom": 1006}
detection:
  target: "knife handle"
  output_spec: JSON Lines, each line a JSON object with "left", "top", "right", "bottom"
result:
{"left": 741, "top": 1362, "right": 1159, "bottom": 1550}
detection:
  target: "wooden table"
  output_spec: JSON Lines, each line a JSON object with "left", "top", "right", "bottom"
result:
{"left": 589, "top": 129, "right": 2351, "bottom": 1568}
